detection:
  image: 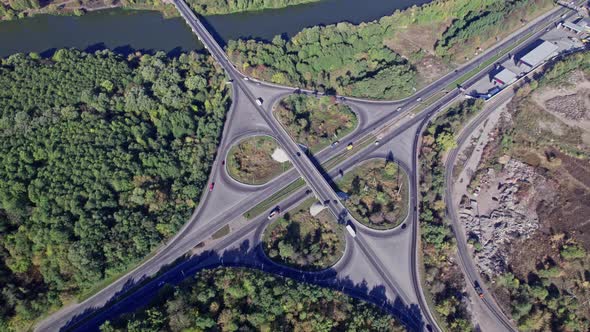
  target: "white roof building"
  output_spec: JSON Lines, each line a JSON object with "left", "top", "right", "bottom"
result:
{"left": 518, "top": 40, "right": 559, "bottom": 69}
{"left": 492, "top": 67, "right": 518, "bottom": 86}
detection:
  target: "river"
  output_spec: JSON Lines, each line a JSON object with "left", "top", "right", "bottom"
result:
{"left": 0, "top": 0, "right": 429, "bottom": 58}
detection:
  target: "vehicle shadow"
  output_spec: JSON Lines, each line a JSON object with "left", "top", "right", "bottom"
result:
{"left": 62, "top": 239, "right": 426, "bottom": 331}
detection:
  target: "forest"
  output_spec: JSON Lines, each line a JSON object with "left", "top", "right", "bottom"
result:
{"left": 419, "top": 99, "right": 484, "bottom": 331}
{"left": 0, "top": 49, "right": 230, "bottom": 330}
{"left": 225, "top": 0, "right": 553, "bottom": 98}
{"left": 101, "top": 267, "right": 406, "bottom": 331}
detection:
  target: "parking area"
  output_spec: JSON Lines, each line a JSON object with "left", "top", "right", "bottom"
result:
{"left": 467, "top": 16, "right": 587, "bottom": 98}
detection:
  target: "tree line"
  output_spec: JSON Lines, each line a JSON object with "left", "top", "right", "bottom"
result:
{"left": 0, "top": 49, "right": 231, "bottom": 330}
{"left": 224, "top": 0, "right": 553, "bottom": 99}
{"left": 419, "top": 99, "right": 484, "bottom": 331}
{"left": 435, "top": 0, "right": 553, "bottom": 57}
{"left": 101, "top": 267, "right": 406, "bottom": 331}
{"left": 185, "top": 0, "right": 318, "bottom": 15}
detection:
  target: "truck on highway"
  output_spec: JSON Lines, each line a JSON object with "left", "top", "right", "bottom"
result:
{"left": 255, "top": 98, "right": 263, "bottom": 106}
{"left": 346, "top": 224, "right": 356, "bottom": 237}
{"left": 268, "top": 207, "right": 280, "bottom": 219}
{"left": 474, "top": 281, "right": 485, "bottom": 299}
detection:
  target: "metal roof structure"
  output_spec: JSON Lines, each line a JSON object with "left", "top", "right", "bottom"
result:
{"left": 492, "top": 67, "right": 518, "bottom": 85}
{"left": 518, "top": 40, "right": 558, "bottom": 68}
{"left": 563, "top": 21, "right": 585, "bottom": 33}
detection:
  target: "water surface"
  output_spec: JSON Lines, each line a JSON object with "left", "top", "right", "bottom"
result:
{"left": 0, "top": 0, "right": 430, "bottom": 58}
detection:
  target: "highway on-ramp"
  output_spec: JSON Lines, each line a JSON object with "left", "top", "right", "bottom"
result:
{"left": 35, "top": 1, "right": 581, "bottom": 330}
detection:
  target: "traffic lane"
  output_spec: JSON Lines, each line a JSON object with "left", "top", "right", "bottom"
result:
{"left": 68, "top": 183, "right": 312, "bottom": 332}
{"left": 443, "top": 90, "right": 518, "bottom": 331}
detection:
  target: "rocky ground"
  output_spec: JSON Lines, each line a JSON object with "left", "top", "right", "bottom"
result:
{"left": 453, "top": 63, "right": 590, "bottom": 329}
{"left": 458, "top": 158, "right": 555, "bottom": 277}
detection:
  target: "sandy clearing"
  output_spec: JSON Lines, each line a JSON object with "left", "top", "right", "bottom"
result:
{"left": 271, "top": 147, "right": 290, "bottom": 163}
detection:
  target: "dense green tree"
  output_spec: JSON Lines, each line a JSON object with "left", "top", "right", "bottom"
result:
{"left": 103, "top": 267, "right": 406, "bottom": 331}
{"left": 418, "top": 99, "right": 484, "bottom": 330}
{"left": 185, "top": 0, "right": 318, "bottom": 14}
{"left": 225, "top": 0, "right": 552, "bottom": 99}
{"left": 0, "top": 49, "right": 231, "bottom": 329}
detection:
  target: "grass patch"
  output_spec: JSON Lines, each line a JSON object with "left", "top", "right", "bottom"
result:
{"left": 262, "top": 198, "right": 345, "bottom": 271}
{"left": 336, "top": 159, "right": 409, "bottom": 229}
{"left": 243, "top": 178, "right": 305, "bottom": 219}
{"left": 275, "top": 95, "right": 358, "bottom": 153}
{"left": 227, "top": 135, "right": 291, "bottom": 185}
{"left": 211, "top": 225, "right": 230, "bottom": 240}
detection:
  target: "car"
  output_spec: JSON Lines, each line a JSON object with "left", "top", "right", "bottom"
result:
{"left": 209, "top": 182, "right": 215, "bottom": 192}
{"left": 374, "top": 140, "right": 380, "bottom": 146}
{"left": 331, "top": 140, "right": 340, "bottom": 148}
{"left": 243, "top": 77, "right": 249, "bottom": 81}
{"left": 255, "top": 98, "right": 263, "bottom": 106}
{"left": 296, "top": 151, "right": 301, "bottom": 157}
{"left": 417, "top": 97, "right": 422, "bottom": 102}
{"left": 221, "top": 160, "right": 225, "bottom": 166}
{"left": 347, "top": 143, "right": 354, "bottom": 150}
{"left": 268, "top": 207, "right": 280, "bottom": 219}
{"left": 396, "top": 107, "right": 402, "bottom": 111}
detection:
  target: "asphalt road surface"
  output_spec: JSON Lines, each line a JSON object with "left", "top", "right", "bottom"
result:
{"left": 36, "top": 1, "right": 580, "bottom": 330}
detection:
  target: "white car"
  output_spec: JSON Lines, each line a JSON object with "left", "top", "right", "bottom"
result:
{"left": 346, "top": 224, "right": 356, "bottom": 237}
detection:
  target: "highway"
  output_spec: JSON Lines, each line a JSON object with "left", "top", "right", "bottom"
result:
{"left": 35, "top": 0, "right": 582, "bottom": 330}
{"left": 173, "top": 0, "right": 429, "bottom": 326}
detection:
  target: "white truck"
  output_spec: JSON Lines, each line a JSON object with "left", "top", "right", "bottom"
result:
{"left": 346, "top": 224, "right": 356, "bottom": 237}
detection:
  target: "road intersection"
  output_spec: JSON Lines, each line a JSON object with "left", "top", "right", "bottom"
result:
{"left": 35, "top": 1, "right": 583, "bottom": 331}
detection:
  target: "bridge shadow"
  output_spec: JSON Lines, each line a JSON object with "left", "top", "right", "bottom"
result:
{"left": 62, "top": 239, "right": 426, "bottom": 331}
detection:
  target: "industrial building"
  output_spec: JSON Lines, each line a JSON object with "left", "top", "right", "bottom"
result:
{"left": 517, "top": 40, "right": 559, "bottom": 69}
{"left": 492, "top": 67, "right": 518, "bottom": 86}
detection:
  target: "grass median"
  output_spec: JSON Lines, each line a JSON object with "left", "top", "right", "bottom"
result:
{"left": 243, "top": 178, "right": 306, "bottom": 219}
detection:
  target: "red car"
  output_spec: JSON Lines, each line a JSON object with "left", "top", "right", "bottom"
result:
{"left": 209, "top": 182, "right": 215, "bottom": 192}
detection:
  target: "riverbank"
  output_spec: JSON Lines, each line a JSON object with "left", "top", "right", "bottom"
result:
{"left": 0, "top": 0, "right": 431, "bottom": 59}
{"left": 0, "top": 0, "right": 319, "bottom": 22}
{"left": 226, "top": 0, "right": 556, "bottom": 99}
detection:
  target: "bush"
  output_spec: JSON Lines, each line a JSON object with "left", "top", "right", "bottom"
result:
{"left": 560, "top": 244, "right": 586, "bottom": 260}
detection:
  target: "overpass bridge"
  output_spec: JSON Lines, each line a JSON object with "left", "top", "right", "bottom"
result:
{"left": 172, "top": 0, "right": 354, "bottom": 224}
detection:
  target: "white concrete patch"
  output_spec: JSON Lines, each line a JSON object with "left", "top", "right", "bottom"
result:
{"left": 271, "top": 147, "right": 290, "bottom": 163}
{"left": 309, "top": 202, "right": 327, "bottom": 217}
